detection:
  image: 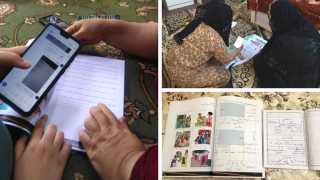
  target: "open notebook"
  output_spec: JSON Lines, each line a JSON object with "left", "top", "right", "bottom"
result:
{"left": 263, "top": 109, "right": 320, "bottom": 170}
{"left": 162, "top": 96, "right": 265, "bottom": 177}
{"left": 163, "top": 96, "right": 320, "bottom": 177}
{"left": 0, "top": 54, "right": 125, "bottom": 151}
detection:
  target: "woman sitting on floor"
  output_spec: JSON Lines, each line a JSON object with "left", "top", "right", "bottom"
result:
{"left": 253, "top": 0, "right": 320, "bottom": 88}
{"left": 164, "top": 0, "right": 243, "bottom": 88}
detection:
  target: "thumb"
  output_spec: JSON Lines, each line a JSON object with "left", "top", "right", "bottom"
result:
{"left": 0, "top": 51, "right": 31, "bottom": 69}
{"left": 71, "top": 29, "right": 86, "bottom": 41}
{"left": 2, "top": 46, "right": 27, "bottom": 55}
{"left": 119, "top": 116, "right": 129, "bottom": 130}
{"left": 15, "top": 134, "right": 29, "bottom": 161}
{"left": 236, "top": 45, "right": 243, "bottom": 54}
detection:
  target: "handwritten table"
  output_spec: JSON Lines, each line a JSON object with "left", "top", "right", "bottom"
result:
{"left": 162, "top": 92, "right": 320, "bottom": 180}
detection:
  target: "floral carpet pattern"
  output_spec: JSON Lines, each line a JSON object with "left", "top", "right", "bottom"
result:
{"left": 162, "top": 92, "right": 320, "bottom": 180}
{"left": 0, "top": 0, "right": 158, "bottom": 179}
{"left": 162, "top": 0, "right": 272, "bottom": 88}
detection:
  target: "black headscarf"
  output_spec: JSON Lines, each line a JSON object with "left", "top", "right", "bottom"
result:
{"left": 254, "top": 0, "right": 320, "bottom": 88}
{"left": 174, "top": 0, "right": 233, "bottom": 47}
{"left": 260, "top": 0, "right": 317, "bottom": 56}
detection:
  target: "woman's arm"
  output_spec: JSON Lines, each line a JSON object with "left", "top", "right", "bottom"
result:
{"left": 66, "top": 19, "right": 158, "bottom": 60}
{"left": 210, "top": 31, "right": 242, "bottom": 64}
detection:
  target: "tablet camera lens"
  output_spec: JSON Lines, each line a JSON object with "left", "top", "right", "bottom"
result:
{"left": 60, "top": 64, "right": 64, "bottom": 67}
{"left": 35, "top": 96, "right": 39, "bottom": 99}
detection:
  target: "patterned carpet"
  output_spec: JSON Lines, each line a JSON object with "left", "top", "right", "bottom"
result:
{"left": 0, "top": 0, "right": 158, "bottom": 179}
{"left": 162, "top": 92, "right": 320, "bottom": 180}
{"left": 162, "top": 0, "right": 273, "bottom": 88}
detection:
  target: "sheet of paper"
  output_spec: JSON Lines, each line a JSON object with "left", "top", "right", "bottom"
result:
{"left": 224, "top": 47, "right": 248, "bottom": 69}
{"left": 231, "top": 22, "right": 237, "bottom": 28}
{"left": 225, "top": 34, "right": 267, "bottom": 69}
{"left": 162, "top": 97, "right": 216, "bottom": 176}
{"left": 305, "top": 109, "right": 320, "bottom": 170}
{"left": 42, "top": 55, "right": 125, "bottom": 151}
{"left": 240, "top": 35, "right": 266, "bottom": 59}
{"left": 213, "top": 96, "right": 265, "bottom": 178}
{"left": 263, "top": 110, "right": 308, "bottom": 169}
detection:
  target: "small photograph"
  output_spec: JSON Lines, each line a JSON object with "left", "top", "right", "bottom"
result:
{"left": 190, "top": 149, "right": 212, "bottom": 168}
{"left": 174, "top": 130, "right": 191, "bottom": 148}
{"left": 170, "top": 149, "right": 189, "bottom": 168}
{"left": 194, "top": 129, "right": 211, "bottom": 145}
{"left": 195, "top": 111, "right": 213, "bottom": 127}
{"left": 175, "top": 114, "right": 191, "bottom": 129}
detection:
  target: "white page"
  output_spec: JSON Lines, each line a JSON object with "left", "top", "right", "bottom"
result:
{"left": 231, "top": 21, "right": 237, "bottom": 28}
{"left": 213, "top": 96, "right": 265, "bottom": 178}
{"left": 263, "top": 110, "right": 308, "bottom": 169}
{"left": 162, "top": 97, "right": 216, "bottom": 176}
{"left": 305, "top": 109, "right": 320, "bottom": 170}
{"left": 224, "top": 35, "right": 267, "bottom": 69}
{"left": 42, "top": 55, "right": 125, "bottom": 151}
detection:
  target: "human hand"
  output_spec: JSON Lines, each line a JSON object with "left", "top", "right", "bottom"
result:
{"left": 79, "top": 103, "right": 146, "bottom": 180}
{"left": 230, "top": 45, "right": 244, "bottom": 61}
{"left": 258, "top": 49, "right": 262, "bottom": 55}
{"left": 308, "top": 0, "right": 320, "bottom": 5}
{"left": 14, "top": 115, "right": 72, "bottom": 180}
{"left": 65, "top": 19, "right": 112, "bottom": 45}
{"left": 0, "top": 46, "right": 30, "bottom": 79}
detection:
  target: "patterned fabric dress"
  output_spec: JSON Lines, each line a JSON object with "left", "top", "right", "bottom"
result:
{"left": 164, "top": 22, "right": 232, "bottom": 88}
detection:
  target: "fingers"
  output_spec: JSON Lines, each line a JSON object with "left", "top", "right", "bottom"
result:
{"left": 309, "top": 2, "right": 320, "bottom": 5}
{"left": 71, "top": 29, "right": 86, "bottom": 41}
{"left": 97, "top": 103, "right": 118, "bottom": 125}
{"left": 119, "top": 116, "right": 129, "bottom": 130}
{"left": 89, "top": 106, "right": 110, "bottom": 127}
{"left": 15, "top": 134, "right": 29, "bottom": 161}
{"left": 29, "top": 115, "right": 48, "bottom": 144}
{"left": 0, "top": 51, "right": 31, "bottom": 69}
{"left": 65, "top": 22, "right": 78, "bottom": 35}
{"left": 79, "top": 130, "right": 91, "bottom": 149}
{"left": 65, "top": 22, "right": 86, "bottom": 41}
{"left": 60, "top": 141, "right": 72, "bottom": 160}
{"left": 0, "top": 46, "right": 27, "bottom": 55}
{"left": 53, "top": 130, "right": 64, "bottom": 151}
{"left": 237, "top": 45, "right": 244, "bottom": 52}
{"left": 42, "top": 123, "right": 57, "bottom": 144}
{"left": 84, "top": 117, "right": 101, "bottom": 138}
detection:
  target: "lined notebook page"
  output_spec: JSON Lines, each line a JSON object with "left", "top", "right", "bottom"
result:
{"left": 305, "top": 109, "right": 320, "bottom": 170}
{"left": 42, "top": 55, "right": 125, "bottom": 151}
{"left": 263, "top": 111, "right": 308, "bottom": 169}
{"left": 49, "top": 55, "right": 122, "bottom": 111}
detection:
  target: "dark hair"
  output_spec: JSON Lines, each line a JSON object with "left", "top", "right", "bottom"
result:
{"left": 186, "top": 150, "right": 188, "bottom": 153}
{"left": 208, "top": 112, "right": 213, "bottom": 115}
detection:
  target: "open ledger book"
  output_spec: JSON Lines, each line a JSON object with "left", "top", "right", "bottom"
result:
{"left": 224, "top": 34, "right": 267, "bottom": 69}
{"left": 163, "top": 96, "right": 265, "bottom": 177}
{"left": 163, "top": 96, "right": 320, "bottom": 177}
{"left": 0, "top": 54, "right": 125, "bottom": 151}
